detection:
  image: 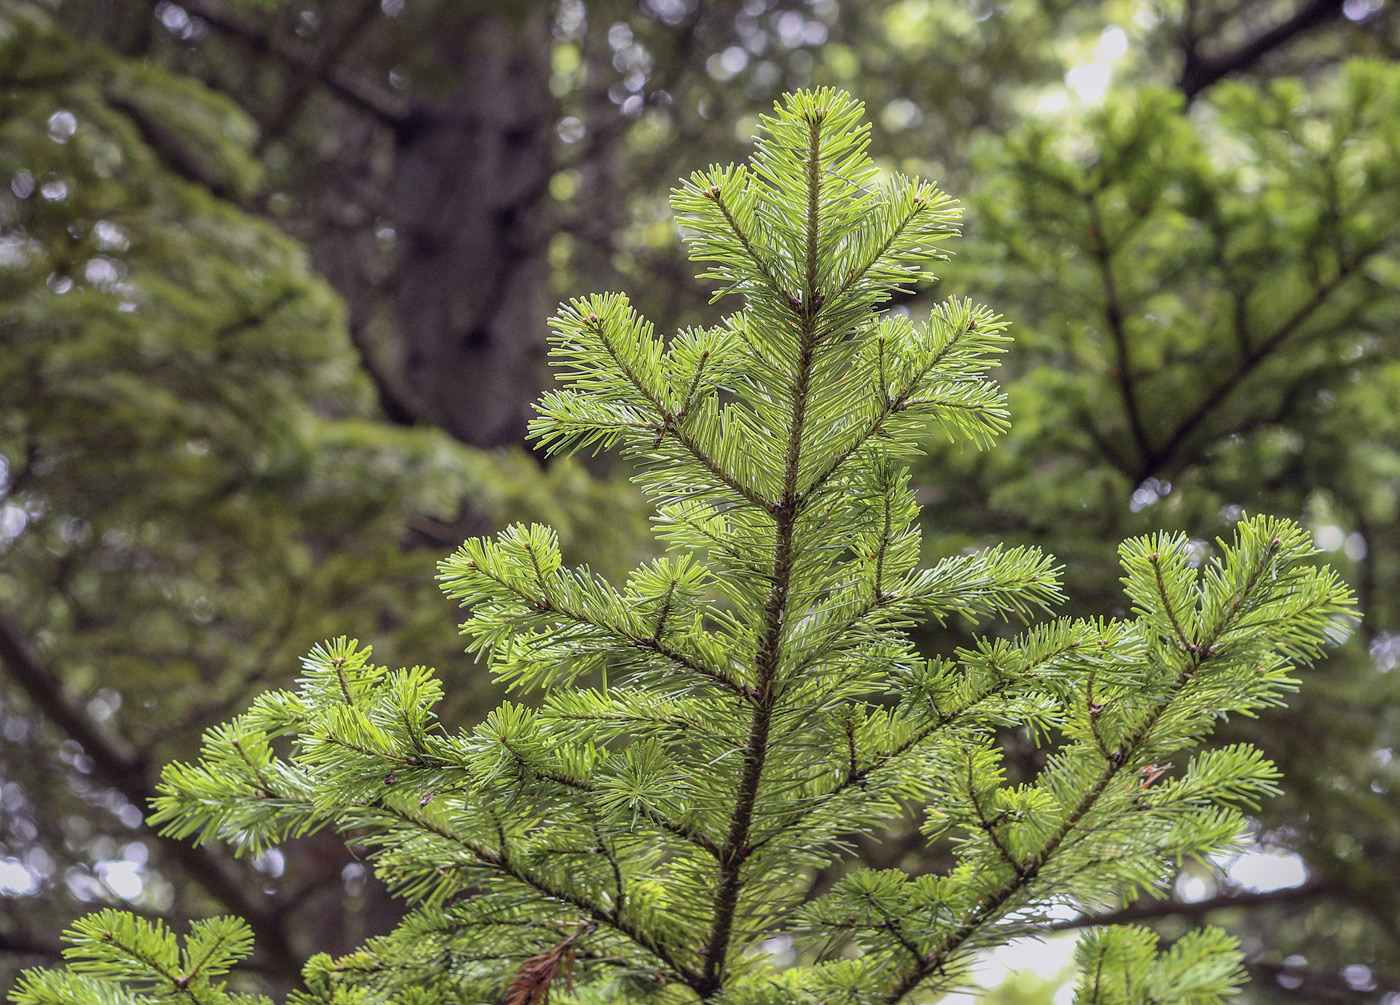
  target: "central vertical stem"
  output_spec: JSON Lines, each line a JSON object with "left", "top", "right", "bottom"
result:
{"left": 697, "top": 109, "right": 825, "bottom": 998}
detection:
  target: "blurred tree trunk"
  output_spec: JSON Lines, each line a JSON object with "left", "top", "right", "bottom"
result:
{"left": 388, "top": 11, "right": 555, "bottom": 448}
{"left": 143, "top": 2, "right": 561, "bottom": 450}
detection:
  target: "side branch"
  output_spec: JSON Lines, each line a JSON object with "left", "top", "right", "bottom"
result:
{"left": 831, "top": 199, "right": 931, "bottom": 301}
{"left": 500, "top": 741, "right": 723, "bottom": 859}
{"left": 1151, "top": 555, "right": 1194, "bottom": 652}
{"left": 708, "top": 190, "right": 793, "bottom": 304}
{"left": 750, "top": 639, "right": 1087, "bottom": 854}
{"left": 966, "top": 757, "right": 1026, "bottom": 877}
{"left": 1142, "top": 239, "right": 1390, "bottom": 481}
{"left": 468, "top": 562, "right": 749, "bottom": 697}
{"left": 884, "top": 757, "right": 1123, "bottom": 1002}
{"left": 798, "top": 320, "right": 985, "bottom": 505}
{"left": 377, "top": 802, "right": 706, "bottom": 989}
{"left": 884, "top": 541, "right": 1291, "bottom": 1001}
{"left": 587, "top": 316, "right": 775, "bottom": 513}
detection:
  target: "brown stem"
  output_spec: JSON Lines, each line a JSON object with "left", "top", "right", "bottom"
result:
{"left": 696, "top": 110, "right": 825, "bottom": 999}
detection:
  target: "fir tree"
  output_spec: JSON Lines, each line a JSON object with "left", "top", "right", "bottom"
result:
{"left": 10, "top": 89, "right": 1354, "bottom": 1005}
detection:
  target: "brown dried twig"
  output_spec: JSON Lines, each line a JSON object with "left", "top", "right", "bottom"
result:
{"left": 503, "top": 921, "right": 597, "bottom": 1005}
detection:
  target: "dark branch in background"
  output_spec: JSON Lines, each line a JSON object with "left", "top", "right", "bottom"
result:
{"left": 180, "top": 0, "right": 406, "bottom": 126}
{"left": 108, "top": 96, "right": 239, "bottom": 200}
{"left": 1178, "top": 0, "right": 1348, "bottom": 99}
{"left": 144, "top": 0, "right": 426, "bottom": 427}
{"left": 0, "top": 930, "right": 64, "bottom": 963}
{"left": 1086, "top": 193, "right": 1154, "bottom": 469}
{"left": 0, "top": 609, "right": 305, "bottom": 984}
{"left": 1141, "top": 240, "right": 1389, "bottom": 482}
{"left": 254, "top": 0, "right": 385, "bottom": 151}
{"left": 1247, "top": 959, "right": 1400, "bottom": 1002}
{"left": 1049, "top": 882, "right": 1334, "bottom": 932}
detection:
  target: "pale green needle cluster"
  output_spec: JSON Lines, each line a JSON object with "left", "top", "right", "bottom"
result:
{"left": 12, "top": 89, "right": 1354, "bottom": 1005}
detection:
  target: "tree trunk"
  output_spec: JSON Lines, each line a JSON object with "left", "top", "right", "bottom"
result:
{"left": 388, "top": 11, "right": 556, "bottom": 448}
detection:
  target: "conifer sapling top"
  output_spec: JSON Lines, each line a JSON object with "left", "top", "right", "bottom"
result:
{"left": 12, "top": 89, "right": 1355, "bottom": 1005}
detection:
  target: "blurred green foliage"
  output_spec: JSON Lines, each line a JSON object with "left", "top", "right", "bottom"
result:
{"left": 3, "top": 0, "right": 1400, "bottom": 1002}
{"left": 920, "top": 53, "right": 1400, "bottom": 1005}
{"left": 0, "top": 6, "right": 648, "bottom": 982}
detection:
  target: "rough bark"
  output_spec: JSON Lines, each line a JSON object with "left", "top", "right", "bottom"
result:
{"left": 388, "top": 11, "right": 557, "bottom": 448}
{"left": 136, "top": 2, "right": 559, "bottom": 449}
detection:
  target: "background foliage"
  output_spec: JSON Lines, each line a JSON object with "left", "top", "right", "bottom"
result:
{"left": 1, "top": 0, "right": 1398, "bottom": 1002}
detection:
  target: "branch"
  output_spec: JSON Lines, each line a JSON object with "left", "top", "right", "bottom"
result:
{"left": 375, "top": 802, "right": 705, "bottom": 988}
{"left": 1087, "top": 193, "right": 1155, "bottom": 470}
{"left": 831, "top": 199, "right": 930, "bottom": 302}
{"left": 966, "top": 756, "right": 1025, "bottom": 877}
{"left": 0, "top": 930, "right": 64, "bottom": 961}
{"left": 591, "top": 314, "right": 775, "bottom": 514}
{"left": 499, "top": 740, "right": 722, "bottom": 859}
{"left": 797, "top": 316, "right": 986, "bottom": 506}
{"left": 1048, "top": 882, "right": 1334, "bottom": 931}
{"left": 751, "top": 637, "right": 1087, "bottom": 856}
{"left": 1143, "top": 239, "right": 1390, "bottom": 482}
{"left": 0, "top": 609, "right": 305, "bottom": 984}
{"left": 1151, "top": 555, "right": 1194, "bottom": 652}
{"left": 884, "top": 754, "right": 1122, "bottom": 1002}
{"left": 711, "top": 190, "right": 792, "bottom": 303}
{"left": 696, "top": 111, "right": 825, "bottom": 999}
{"left": 1178, "top": 0, "right": 1348, "bottom": 99}
{"left": 183, "top": 0, "right": 406, "bottom": 126}
{"left": 885, "top": 542, "right": 1290, "bottom": 1001}
{"left": 254, "top": 0, "right": 385, "bottom": 151}
{"left": 467, "top": 561, "right": 750, "bottom": 698}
